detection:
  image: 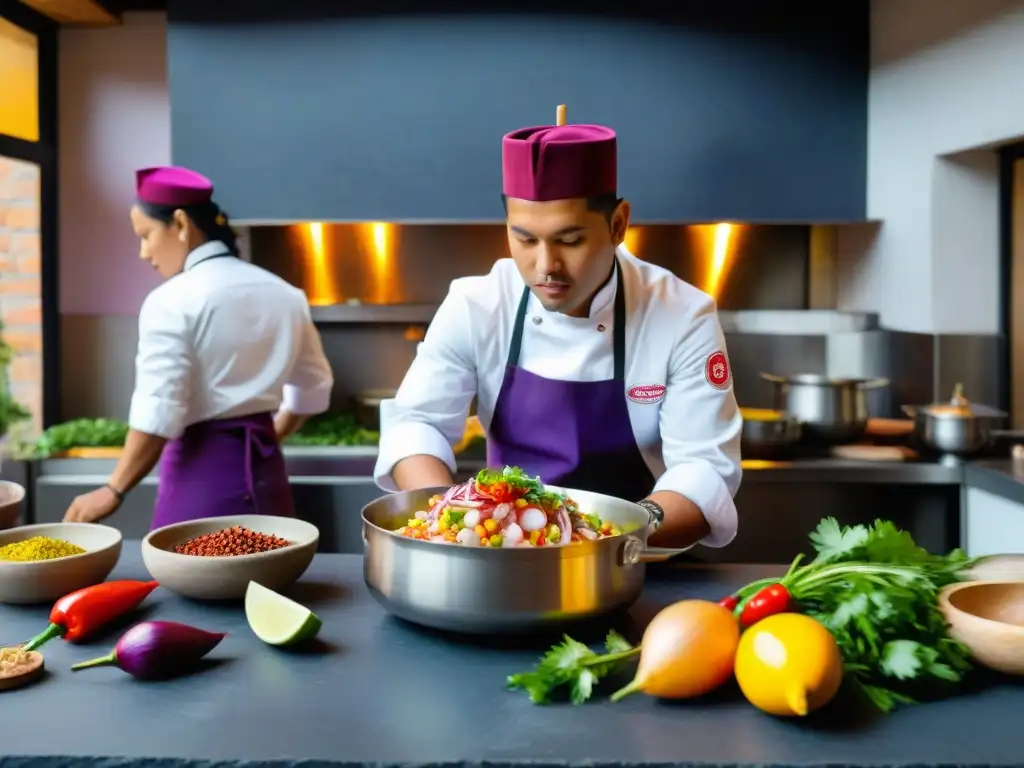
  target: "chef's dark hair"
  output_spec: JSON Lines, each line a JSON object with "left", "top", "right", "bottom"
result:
{"left": 136, "top": 199, "right": 240, "bottom": 257}
{"left": 501, "top": 192, "right": 623, "bottom": 222}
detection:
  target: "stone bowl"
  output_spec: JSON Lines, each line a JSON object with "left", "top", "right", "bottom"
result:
{"left": 939, "top": 580, "right": 1024, "bottom": 676}
{"left": 142, "top": 515, "right": 319, "bottom": 601}
{"left": 0, "top": 480, "right": 26, "bottom": 530}
{"left": 0, "top": 522, "right": 123, "bottom": 604}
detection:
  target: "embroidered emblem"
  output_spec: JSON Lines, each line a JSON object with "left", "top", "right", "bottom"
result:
{"left": 627, "top": 383, "right": 667, "bottom": 404}
{"left": 705, "top": 351, "right": 731, "bottom": 390}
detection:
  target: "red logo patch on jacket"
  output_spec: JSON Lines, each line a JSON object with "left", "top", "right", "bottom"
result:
{"left": 627, "top": 383, "right": 667, "bottom": 404}
{"left": 705, "top": 351, "right": 731, "bottom": 390}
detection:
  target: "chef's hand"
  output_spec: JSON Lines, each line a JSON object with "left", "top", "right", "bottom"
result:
{"left": 63, "top": 486, "right": 122, "bottom": 523}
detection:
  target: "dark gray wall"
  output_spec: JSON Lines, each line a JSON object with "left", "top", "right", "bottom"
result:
{"left": 166, "top": 0, "right": 869, "bottom": 223}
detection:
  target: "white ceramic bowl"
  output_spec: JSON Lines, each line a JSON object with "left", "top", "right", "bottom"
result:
{"left": 0, "top": 481, "right": 25, "bottom": 530}
{"left": 142, "top": 515, "right": 319, "bottom": 600}
{"left": 0, "top": 522, "right": 123, "bottom": 604}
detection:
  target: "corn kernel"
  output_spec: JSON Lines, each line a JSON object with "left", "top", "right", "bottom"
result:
{"left": 474, "top": 524, "right": 487, "bottom": 538}
{"left": 489, "top": 534, "right": 504, "bottom": 547}
{"left": 479, "top": 537, "right": 490, "bottom": 546}
{"left": 529, "top": 530, "right": 542, "bottom": 545}
{"left": 483, "top": 518, "right": 498, "bottom": 533}
{"left": 547, "top": 524, "right": 561, "bottom": 543}
{"left": 437, "top": 521, "right": 449, "bottom": 533}
{"left": 451, "top": 522, "right": 461, "bottom": 532}
{"left": 514, "top": 499, "right": 528, "bottom": 508}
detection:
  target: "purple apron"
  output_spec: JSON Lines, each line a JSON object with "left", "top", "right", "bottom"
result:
{"left": 152, "top": 411, "right": 295, "bottom": 530}
{"left": 487, "top": 260, "right": 654, "bottom": 501}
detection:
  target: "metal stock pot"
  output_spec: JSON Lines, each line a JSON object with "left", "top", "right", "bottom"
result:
{"left": 760, "top": 372, "right": 889, "bottom": 443}
{"left": 361, "top": 486, "right": 680, "bottom": 634}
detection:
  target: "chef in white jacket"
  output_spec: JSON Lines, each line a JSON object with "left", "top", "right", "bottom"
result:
{"left": 373, "top": 109, "right": 742, "bottom": 550}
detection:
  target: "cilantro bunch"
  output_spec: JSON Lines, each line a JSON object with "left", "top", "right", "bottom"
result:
{"left": 731, "top": 517, "right": 977, "bottom": 712}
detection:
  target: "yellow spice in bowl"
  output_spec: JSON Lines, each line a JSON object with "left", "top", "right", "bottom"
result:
{"left": 0, "top": 536, "right": 86, "bottom": 562}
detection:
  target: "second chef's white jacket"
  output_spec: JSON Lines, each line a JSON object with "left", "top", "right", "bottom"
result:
{"left": 374, "top": 246, "right": 743, "bottom": 548}
{"left": 129, "top": 240, "right": 335, "bottom": 441}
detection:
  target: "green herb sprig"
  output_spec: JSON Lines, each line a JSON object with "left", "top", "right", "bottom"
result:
{"left": 506, "top": 630, "right": 639, "bottom": 705}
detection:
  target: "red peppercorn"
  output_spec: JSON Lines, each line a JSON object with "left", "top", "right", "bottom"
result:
{"left": 174, "top": 526, "right": 292, "bottom": 557}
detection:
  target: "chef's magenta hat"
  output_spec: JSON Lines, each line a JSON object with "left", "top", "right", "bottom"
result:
{"left": 135, "top": 166, "right": 214, "bottom": 207}
{"left": 502, "top": 123, "right": 617, "bottom": 202}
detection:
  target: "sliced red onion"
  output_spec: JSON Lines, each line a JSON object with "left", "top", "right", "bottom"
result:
{"left": 576, "top": 527, "right": 599, "bottom": 540}
{"left": 499, "top": 508, "right": 518, "bottom": 531}
{"left": 448, "top": 499, "right": 484, "bottom": 509}
{"left": 555, "top": 506, "right": 572, "bottom": 544}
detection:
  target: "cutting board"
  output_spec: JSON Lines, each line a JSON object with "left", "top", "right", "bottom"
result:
{"left": 831, "top": 445, "right": 918, "bottom": 462}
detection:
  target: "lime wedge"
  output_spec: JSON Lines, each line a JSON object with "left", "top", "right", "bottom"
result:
{"left": 245, "top": 580, "right": 322, "bottom": 646}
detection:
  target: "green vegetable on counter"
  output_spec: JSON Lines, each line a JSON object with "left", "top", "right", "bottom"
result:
{"left": 34, "top": 418, "right": 129, "bottom": 457}
{"left": 285, "top": 413, "right": 379, "bottom": 446}
{"left": 507, "top": 630, "right": 638, "bottom": 705}
{"left": 726, "top": 517, "right": 976, "bottom": 713}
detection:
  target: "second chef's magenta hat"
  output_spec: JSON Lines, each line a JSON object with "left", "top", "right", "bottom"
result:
{"left": 135, "top": 166, "right": 214, "bottom": 207}
{"left": 502, "top": 104, "right": 617, "bottom": 202}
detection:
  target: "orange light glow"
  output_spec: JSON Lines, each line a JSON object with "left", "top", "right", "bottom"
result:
{"left": 362, "top": 222, "right": 397, "bottom": 304}
{"left": 304, "top": 223, "right": 339, "bottom": 305}
{"left": 623, "top": 226, "right": 644, "bottom": 255}
{"left": 690, "top": 223, "right": 743, "bottom": 301}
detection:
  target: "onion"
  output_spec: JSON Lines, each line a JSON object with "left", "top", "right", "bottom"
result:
{"left": 555, "top": 506, "right": 572, "bottom": 544}
{"left": 455, "top": 528, "right": 481, "bottom": 546}
{"left": 519, "top": 506, "right": 548, "bottom": 533}
{"left": 576, "top": 527, "right": 598, "bottom": 540}
{"left": 610, "top": 600, "right": 739, "bottom": 702}
{"left": 503, "top": 523, "right": 525, "bottom": 547}
{"left": 492, "top": 503, "right": 512, "bottom": 522}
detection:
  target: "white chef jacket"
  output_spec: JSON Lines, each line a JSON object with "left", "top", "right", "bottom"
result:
{"left": 373, "top": 246, "right": 743, "bottom": 548}
{"left": 128, "top": 240, "right": 334, "bottom": 441}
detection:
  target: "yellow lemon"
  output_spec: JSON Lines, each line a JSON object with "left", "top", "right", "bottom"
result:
{"left": 734, "top": 612, "right": 844, "bottom": 717}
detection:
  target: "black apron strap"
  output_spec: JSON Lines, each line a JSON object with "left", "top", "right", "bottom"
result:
{"left": 506, "top": 258, "right": 627, "bottom": 379}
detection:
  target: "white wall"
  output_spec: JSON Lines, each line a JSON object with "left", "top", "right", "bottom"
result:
{"left": 59, "top": 12, "right": 170, "bottom": 316}
{"left": 838, "top": 0, "right": 1024, "bottom": 334}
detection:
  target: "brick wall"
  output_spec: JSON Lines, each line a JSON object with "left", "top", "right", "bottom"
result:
{"left": 0, "top": 156, "right": 43, "bottom": 438}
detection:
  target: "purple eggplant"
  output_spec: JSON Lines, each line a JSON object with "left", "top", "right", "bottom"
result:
{"left": 70, "top": 620, "right": 226, "bottom": 680}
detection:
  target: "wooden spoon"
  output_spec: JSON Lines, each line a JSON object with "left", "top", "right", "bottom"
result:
{"left": 0, "top": 647, "right": 44, "bottom": 692}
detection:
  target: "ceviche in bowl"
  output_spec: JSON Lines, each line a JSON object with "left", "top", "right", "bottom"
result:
{"left": 394, "top": 466, "right": 627, "bottom": 548}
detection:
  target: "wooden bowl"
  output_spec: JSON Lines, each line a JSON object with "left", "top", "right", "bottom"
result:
{"left": 142, "top": 515, "right": 319, "bottom": 600}
{"left": 0, "top": 522, "right": 123, "bottom": 604}
{"left": 939, "top": 580, "right": 1024, "bottom": 675}
{"left": 0, "top": 481, "right": 25, "bottom": 530}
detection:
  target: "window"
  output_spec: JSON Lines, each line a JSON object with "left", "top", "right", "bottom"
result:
{"left": 0, "top": 16, "right": 39, "bottom": 143}
{"left": 0, "top": 2, "right": 57, "bottom": 434}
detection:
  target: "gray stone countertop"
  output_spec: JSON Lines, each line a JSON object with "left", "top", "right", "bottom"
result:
{"left": 1, "top": 547, "right": 1023, "bottom": 768}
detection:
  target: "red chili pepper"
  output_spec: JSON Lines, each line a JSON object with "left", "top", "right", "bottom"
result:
{"left": 22, "top": 580, "right": 160, "bottom": 651}
{"left": 738, "top": 583, "right": 791, "bottom": 626}
{"left": 718, "top": 595, "right": 740, "bottom": 612}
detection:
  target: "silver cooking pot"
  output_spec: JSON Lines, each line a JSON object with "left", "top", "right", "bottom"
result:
{"left": 361, "top": 486, "right": 682, "bottom": 634}
{"left": 760, "top": 372, "right": 889, "bottom": 443}
{"left": 902, "top": 383, "right": 1007, "bottom": 456}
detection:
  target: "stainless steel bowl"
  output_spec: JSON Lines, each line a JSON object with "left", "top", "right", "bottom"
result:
{"left": 361, "top": 486, "right": 677, "bottom": 634}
